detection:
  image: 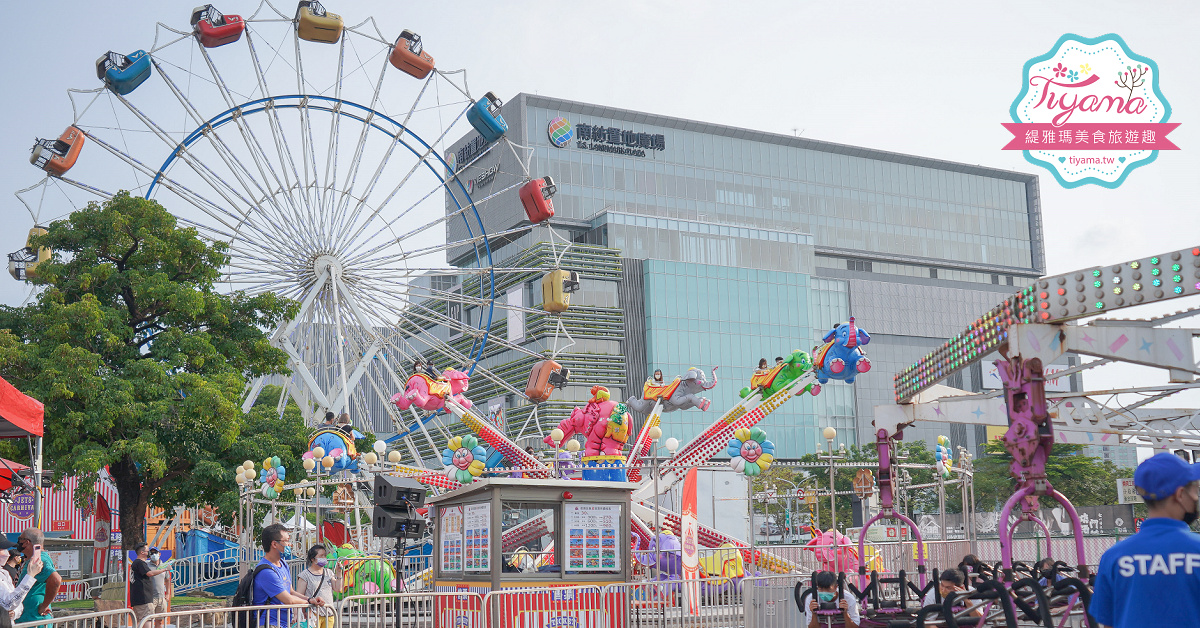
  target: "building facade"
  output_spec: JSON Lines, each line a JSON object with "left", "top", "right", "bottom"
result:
{"left": 443, "top": 94, "right": 1049, "bottom": 458}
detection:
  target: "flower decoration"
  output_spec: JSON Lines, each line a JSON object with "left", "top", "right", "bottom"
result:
{"left": 1066, "top": 69, "right": 1079, "bottom": 82}
{"left": 1079, "top": 63, "right": 1091, "bottom": 75}
{"left": 442, "top": 435, "right": 487, "bottom": 484}
{"left": 257, "top": 455, "right": 287, "bottom": 499}
{"left": 727, "top": 427, "right": 774, "bottom": 476}
{"left": 1052, "top": 63, "right": 1068, "bottom": 78}
{"left": 935, "top": 435, "right": 953, "bottom": 479}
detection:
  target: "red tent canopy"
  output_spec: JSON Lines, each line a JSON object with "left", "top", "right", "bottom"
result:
{"left": 0, "top": 375, "right": 43, "bottom": 438}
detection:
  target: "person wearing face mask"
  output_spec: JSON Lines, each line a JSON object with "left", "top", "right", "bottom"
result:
{"left": 295, "top": 545, "right": 341, "bottom": 628}
{"left": 921, "top": 569, "right": 983, "bottom": 618}
{"left": 2, "top": 553, "right": 20, "bottom": 588}
{"left": 0, "top": 537, "right": 43, "bottom": 628}
{"left": 804, "top": 571, "right": 859, "bottom": 628}
{"left": 1091, "top": 452, "right": 1200, "bottom": 628}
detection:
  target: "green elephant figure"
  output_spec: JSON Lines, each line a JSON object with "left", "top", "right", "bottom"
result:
{"left": 739, "top": 349, "right": 820, "bottom": 399}
{"left": 326, "top": 546, "right": 397, "bottom": 601}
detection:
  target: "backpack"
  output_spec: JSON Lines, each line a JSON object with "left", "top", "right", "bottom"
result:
{"left": 229, "top": 563, "right": 273, "bottom": 628}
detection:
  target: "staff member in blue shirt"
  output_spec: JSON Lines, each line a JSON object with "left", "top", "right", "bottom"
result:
{"left": 1092, "top": 452, "right": 1200, "bottom": 628}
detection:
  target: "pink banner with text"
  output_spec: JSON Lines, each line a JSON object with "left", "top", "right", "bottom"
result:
{"left": 1002, "top": 122, "right": 1180, "bottom": 150}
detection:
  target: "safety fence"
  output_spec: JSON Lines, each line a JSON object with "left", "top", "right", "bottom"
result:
{"left": 15, "top": 608, "right": 135, "bottom": 628}
{"left": 26, "top": 571, "right": 1094, "bottom": 628}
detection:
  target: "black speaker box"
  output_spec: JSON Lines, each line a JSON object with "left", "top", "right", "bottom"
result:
{"left": 372, "top": 506, "right": 426, "bottom": 539}
{"left": 374, "top": 474, "right": 426, "bottom": 508}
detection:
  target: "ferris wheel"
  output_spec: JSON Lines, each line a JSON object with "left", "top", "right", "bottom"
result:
{"left": 13, "top": 1, "right": 575, "bottom": 464}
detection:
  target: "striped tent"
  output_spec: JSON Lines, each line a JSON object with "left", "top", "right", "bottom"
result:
{"left": 0, "top": 472, "right": 120, "bottom": 574}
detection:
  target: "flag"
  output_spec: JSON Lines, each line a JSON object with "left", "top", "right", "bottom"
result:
{"left": 92, "top": 493, "right": 112, "bottom": 575}
{"left": 681, "top": 467, "right": 700, "bottom": 615}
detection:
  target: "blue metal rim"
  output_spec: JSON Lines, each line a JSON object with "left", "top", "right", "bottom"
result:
{"left": 145, "top": 95, "right": 496, "bottom": 422}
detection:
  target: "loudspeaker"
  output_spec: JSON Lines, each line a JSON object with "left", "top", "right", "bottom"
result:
{"left": 374, "top": 474, "right": 426, "bottom": 508}
{"left": 372, "top": 506, "right": 426, "bottom": 539}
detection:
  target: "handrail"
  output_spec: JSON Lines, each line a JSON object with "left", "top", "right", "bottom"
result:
{"left": 15, "top": 607, "right": 135, "bottom": 628}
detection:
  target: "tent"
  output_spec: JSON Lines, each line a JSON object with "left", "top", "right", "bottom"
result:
{"left": 0, "top": 376, "right": 43, "bottom": 524}
{"left": 0, "top": 375, "right": 43, "bottom": 438}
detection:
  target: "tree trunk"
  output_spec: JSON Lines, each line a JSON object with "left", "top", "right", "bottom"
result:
{"left": 109, "top": 456, "right": 149, "bottom": 552}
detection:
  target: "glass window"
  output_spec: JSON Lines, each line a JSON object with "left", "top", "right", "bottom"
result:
{"left": 501, "top": 502, "right": 557, "bottom": 574}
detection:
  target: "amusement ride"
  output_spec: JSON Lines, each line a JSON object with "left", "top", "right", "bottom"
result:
{"left": 7, "top": 3, "right": 1200, "bottom": 627}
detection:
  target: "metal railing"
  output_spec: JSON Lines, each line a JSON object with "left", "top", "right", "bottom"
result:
{"left": 15, "top": 608, "right": 134, "bottom": 628}
{"left": 171, "top": 550, "right": 241, "bottom": 594}
{"left": 135, "top": 602, "right": 311, "bottom": 628}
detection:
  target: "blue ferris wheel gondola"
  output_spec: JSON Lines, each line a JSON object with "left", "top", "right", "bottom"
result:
{"left": 466, "top": 92, "right": 508, "bottom": 142}
{"left": 96, "top": 50, "right": 152, "bottom": 95}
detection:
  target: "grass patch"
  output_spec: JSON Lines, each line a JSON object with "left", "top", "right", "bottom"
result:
{"left": 53, "top": 600, "right": 94, "bottom": 610}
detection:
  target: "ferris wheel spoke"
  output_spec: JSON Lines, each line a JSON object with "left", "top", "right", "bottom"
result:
{"left": 55, "top": 176, "right": 114, "bottom": 200}
{"left": 196, "top": 42, "right": 324, "bottom": 245}
{"left": 325, "top": 57, "right": 396, "bottom": 249}
{"left": 82, "top": 131, "right": 268, "bottom": 241}
{"left": 336, "top": 101, "right": 474, "bottom": 253}
{"left": 107, "top": 92, "right": 294, "bottom": 251}
{"left": 292, "top": 35, "right": 326, "bottom": 230}
{"left": 244, "top": 30, "right": 324, "bottom": 243}
{"left": 152, "top": 59, "right": 305, "bottom": 244}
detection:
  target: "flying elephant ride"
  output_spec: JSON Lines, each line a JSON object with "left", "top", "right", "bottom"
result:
{"left": 739, "top": 349, "right": 823, "bottom": 399}
{"left": 390, "top": 368, "right": 472, "bottom": 412}
{"left": 813, "top": 317, "right": 872, "bottom": 384}
{"left": 627, "top": 367, "right": 718, "bottom": 414}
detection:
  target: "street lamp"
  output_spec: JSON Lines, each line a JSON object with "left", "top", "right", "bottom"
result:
{"left": 648, "top": 425, "right": 663, "bottom": 578}
{"left": 822, "top": 427, "right": 837, "bottom": 530}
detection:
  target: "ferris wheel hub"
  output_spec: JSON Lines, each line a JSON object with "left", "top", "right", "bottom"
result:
{"left": 313, "top": 254, "right": 344, "bottom": 281}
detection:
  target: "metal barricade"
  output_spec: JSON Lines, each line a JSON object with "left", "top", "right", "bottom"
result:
{"left": 603, "top": 577, "right": 744, "bottom": 628}
{"left": 171, "top": 550, "right": 241, "bottom": 594}
{"left": 15, "top": 608, "right": 135, "bottom": 628}
{"left": 340, "top": 591, "right": 484, "bottom": 628}
{"left": 741, "top": 573, "right": 808, "bottom": 628}
{"left": 134, "top": 602, "right": 310, "bottom": 628}
{"left": 485, "top": 585, "right": 607, "bottom": 628}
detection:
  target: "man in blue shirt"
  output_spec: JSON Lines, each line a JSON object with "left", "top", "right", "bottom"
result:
{"left": 1092, "top": 452, "right": 1200, "bottom": 628}
{"left": 253, "top": 523, "right": 323, "bottom": 627}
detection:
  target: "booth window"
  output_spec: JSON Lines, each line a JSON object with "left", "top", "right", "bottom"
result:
{"left": 501, "top": 502, "right": 558, "bottom": 573}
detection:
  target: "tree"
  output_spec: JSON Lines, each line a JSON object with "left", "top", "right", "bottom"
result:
{"left": 752, "top": 440, "right": 948, "bottom": 533}
{"left": 971, "top": 439, "right": 1134, "bottom": 511}
{"left": 0, "top": 192, "right": 298, "bottom": 550}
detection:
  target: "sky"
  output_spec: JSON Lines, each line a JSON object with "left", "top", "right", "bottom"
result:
{"left": 1, "top": 1, "right": 1197, "bottom": 422}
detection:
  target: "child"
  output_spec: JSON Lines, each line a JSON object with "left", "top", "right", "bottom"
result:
{"left": 805, "top": 571, "right": 859, "bottom": 628}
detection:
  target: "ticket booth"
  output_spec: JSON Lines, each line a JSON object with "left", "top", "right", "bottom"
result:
{"left": 429, "top": 477, "right": 635, "bottom": 628}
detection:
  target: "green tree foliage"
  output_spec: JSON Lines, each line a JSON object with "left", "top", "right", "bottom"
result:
{"left": 0, "top": 193, "right": 299, "bottom": 549}
{"left": 971, "top": 439, "right": 1133, "bottom": 511}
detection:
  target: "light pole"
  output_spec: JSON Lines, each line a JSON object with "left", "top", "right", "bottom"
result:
{"left": 822, "top": 426, "right": 838, "bottom": 530}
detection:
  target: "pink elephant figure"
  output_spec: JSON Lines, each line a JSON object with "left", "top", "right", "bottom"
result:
{"left": 586, "top": 402, "right": 630, "bottom": 457}
{"left": 544, "top": 385, "right": 617, "bottom": 456}
{"left": 390, "top": 369, "right": 472, "bottom": 412}
{"left": 804, "top": 528, "right": 861, "bottom": 574}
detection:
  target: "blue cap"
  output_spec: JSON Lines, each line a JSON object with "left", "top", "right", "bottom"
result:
{"left": 1134, "top": 452, "right": 1200, "bottom": 501}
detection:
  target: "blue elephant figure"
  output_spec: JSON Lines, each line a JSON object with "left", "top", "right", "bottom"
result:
{"left": 813, "top": 317, "right": 872, "bottom": 384}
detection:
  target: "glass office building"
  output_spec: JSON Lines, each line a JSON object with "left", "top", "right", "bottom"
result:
{"left": 443, "top": 94, "right": 1048, "bottom": 458}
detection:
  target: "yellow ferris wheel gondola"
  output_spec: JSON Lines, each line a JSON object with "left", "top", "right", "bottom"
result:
{"left": 7, "top": 227, "right": 50, "bottom": 281}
